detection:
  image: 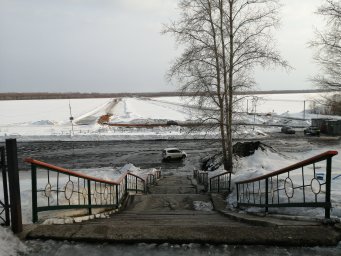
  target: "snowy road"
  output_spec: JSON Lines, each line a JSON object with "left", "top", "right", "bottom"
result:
{"left": 11, "top": 136, "right": 340, "bottom": 172}
{"left": 14, "top": 139, "right": 221, "bottom": 173}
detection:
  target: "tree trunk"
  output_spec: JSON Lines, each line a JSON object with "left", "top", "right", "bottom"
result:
{"left": 227, "top": 0, "right": 234, "bottom": 172}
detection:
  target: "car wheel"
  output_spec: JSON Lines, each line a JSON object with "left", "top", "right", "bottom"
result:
{"left": 181, "top": 155, "right": 186, "bottom": 159}
{"left": 166, "top": 156, "right": 171, "bottom": 160}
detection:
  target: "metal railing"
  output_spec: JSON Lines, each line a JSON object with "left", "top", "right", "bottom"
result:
{"left": 25, "top": 158, "right": 152, "bottom": 223}
{"left": 146, "top": 170, "right": 162, "bottom": 186}
{"left": 210, "top": 172, "right": 232, "bottom": 193}
{"left": 0, "top": 146, "right": 10, "bottom": 226}
{"left": 0, "top": 139, "right": 23, "bottom": 233}
{"left": 235, "top": 151, "right": 338, "bottom": 219}
{"left": 193, "top": 169, "right": 208, "bottom": 187}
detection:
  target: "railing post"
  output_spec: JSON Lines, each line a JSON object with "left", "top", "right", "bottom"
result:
{"left": 228, "top": 172, "right": 232, "bottom": 193}
{"left": 325, "top": 157, "right": 332, "bottom": 219}
{"left": 31, "top": 164, "right": 38, "bottom": 223}
{"left": 6, "top": 139, "right": 22, "bottom": 233}
{"left": 115, "top": 185, "right": 119, "bottom": 208}
{"left": 265, "top": 178, "right": 269, "bottom": 214}
{"left": 125, "top": 176, "right": 128, "bottom": 194}
{"left": 1, "top": 148, "right": 10, "bottom": 226}
{"left": 87, "top": 179, "right": 92, "bottom": 215}
{"left": 236, "top": 183, "right": 239, "bottom": 207}
{"left": 135, "top": 176, "right": 138, "bottom": 193}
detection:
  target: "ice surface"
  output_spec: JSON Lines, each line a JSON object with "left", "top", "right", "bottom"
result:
{"left": 1, "top": 94, "right": 338, "bottom": 141}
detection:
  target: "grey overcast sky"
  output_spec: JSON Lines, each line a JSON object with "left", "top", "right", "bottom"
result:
{"left": 0, "top": 0, "right": 323, "bottom": 93}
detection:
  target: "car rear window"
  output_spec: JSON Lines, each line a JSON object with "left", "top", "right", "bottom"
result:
{"left": 168, "top": 150, "right": 180, "bottom": 153}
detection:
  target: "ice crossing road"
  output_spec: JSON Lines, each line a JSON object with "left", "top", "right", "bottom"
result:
{"left": 13, "top": 136, "right": 339, "bottom": 172}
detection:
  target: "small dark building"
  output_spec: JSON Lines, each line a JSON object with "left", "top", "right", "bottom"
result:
{"left": 311, "top": 118, "right": 332, "bottom": 133}
{"left": 325, "top": 120, "right": 341, "bottom": 136}
{"left": 311, "top": 118, "right": 341, "bottom": 136}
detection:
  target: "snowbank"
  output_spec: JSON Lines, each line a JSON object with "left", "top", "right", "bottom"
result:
{"left": 0, "top": 226, "right": 27, "bottom": 256}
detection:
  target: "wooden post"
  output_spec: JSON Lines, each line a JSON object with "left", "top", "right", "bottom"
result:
{"left": 6, "top": 139, "right": 23, "bottom": 233}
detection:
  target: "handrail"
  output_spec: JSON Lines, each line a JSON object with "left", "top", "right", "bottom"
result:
{"left": 210, "top": 171, "right": 231, "bottom": 180}
{"left": 25, "top": 158, "right": 156, "bottom": 223}
{"left": 235, "top": 151, "right": 338, "bottom": 219}
{"left": 25, "top": 158, "right": 120, "bottom": 185}
{"left": 236, "top": 151, "right": 338, "bottom": 185}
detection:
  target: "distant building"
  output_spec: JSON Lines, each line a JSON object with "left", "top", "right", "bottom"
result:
{"left": 311, "top": 118, "right": 332, "bottom": 133}
{"left": 311, "top": 118, "right": 341, "bottom": 136}
{"left": 325, "top": 120, "right": 341, "bottom": 136}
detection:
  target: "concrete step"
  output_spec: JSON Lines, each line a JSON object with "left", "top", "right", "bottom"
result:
{"left": 124, "top": 194, "right": 212, "bottom": 212}
{"left": 26, "top": 223, "right": 341, "bottom": 246}
{"left": 156, "top": 175, "right": 193, "bottom": 185}
{"left": 149, "top": 175, "right": 197, "bottom": 194}
{"left": 148, "top": 185, "right": 197, "bottom": 194}
{"left": 89, "top": 211, "right": 237, "bottom": 227}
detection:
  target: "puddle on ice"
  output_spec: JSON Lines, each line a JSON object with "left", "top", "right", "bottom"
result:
{"left": 23, "top": 240, "right": 341, "bottom": 256}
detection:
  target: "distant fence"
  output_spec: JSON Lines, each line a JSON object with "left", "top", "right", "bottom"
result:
{"left": 26, "top": 158, "right": 161, "bottom": 223}
{"left": 235, "top": 151, "right": 338, "bottom": 219}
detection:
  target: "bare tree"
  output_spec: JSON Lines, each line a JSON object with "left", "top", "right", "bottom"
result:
{"left": 163, "top": 0, "right": 287, "bottom": 171}
{"left": 310, "top": 0, "right": 341, "bottom": 114}
{"left": 310, "top": 0, "right": 341, "bottom": 90}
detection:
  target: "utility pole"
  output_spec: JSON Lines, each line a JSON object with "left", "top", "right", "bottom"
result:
{"left": 303, "top": 100, "right": 306, "bottom": 119}
{"left": 69, "top": 100, "right": 74, "bottom": 136}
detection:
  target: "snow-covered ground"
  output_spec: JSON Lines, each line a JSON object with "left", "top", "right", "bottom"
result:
{"left": 0, "top": 94, "right": 341, "bottom": 255}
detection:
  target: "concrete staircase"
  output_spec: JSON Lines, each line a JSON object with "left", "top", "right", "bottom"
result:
{"left": 91, "top": 175, "right": 233, "bottom": 226}
{"left": 24, "top": 174, "right": 341, "bottom": 246}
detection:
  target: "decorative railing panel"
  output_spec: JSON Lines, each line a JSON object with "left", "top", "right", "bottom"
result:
{"left": 25, "top": 158, "right": 150, "bottom": 223}
{"left": 210, "top": 172, "right": 232, "bottom": 193}
{"left": 0, "top": 146, "right": 10, "bottom": 226}
{"left": 235, "top": 151, "right": 338, "bottom": 219}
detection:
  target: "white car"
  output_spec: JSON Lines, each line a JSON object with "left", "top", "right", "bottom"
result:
{"left": 162, "top": 148, "right": 187, "bottom": 160}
